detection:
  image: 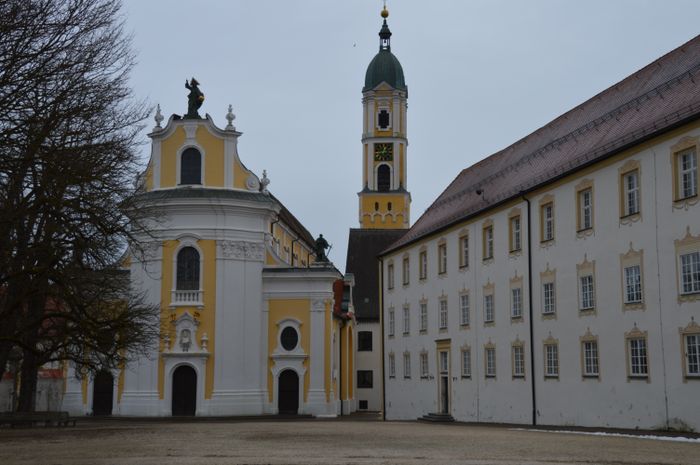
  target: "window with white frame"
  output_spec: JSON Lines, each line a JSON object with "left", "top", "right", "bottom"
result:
{"left": 439, "top": 351, "right": 449, "bottom": 374}
{"left": 419, "top": 250, "right": 427, "bottom": 280}
{"left": 402, "top": 306, "right": 410, "bottom": 335}
{"left": 513, "top": 345, "right": 525, "bottom": 378}
{"left": 484, "top": 294, "right": 494, "bottom": 323}
{"left": 461, "top": 348, "right": 471, "bottom": 377}
{"left": 543, "top": 282, "right": 556, "bottom": 315}
{"left": 420, "top": 352, "right": 429, "bottom": 378}
{"left": 624, "top": 265, "right": 643, "bottom": 303}
{"left": 582, "top": 340, "right": 599, "bottom": 377}
{"left": 459, "top": 294, "right": 470, "bottom": 326}
{"left": 628, "top": 338, "right": 648, "bottom": 377}
{"left": 387, "top": 263, "right": 394, "bottom": 289}
{"left": 623, "top": 170, "right": 640, "bottom": 216}
{"left": 388, "top": 353, "right": 396, "bottom": 378}
{"left": 419, "top": 302, "right": 428, "bottom": 332}
{"left": 483, "top": 225, "right": 494, "bottom": 260}
{"left": 684, "top": 334, "right": 700, "bottom": 377}
{"left": 460, "top": 235, "right": 469, "bottom": 268}
{"left": 680, "top": 252, "right": 700, "bottom": 295}
{"left": 485, "top": 347, "right": 496, "bottom": 378}
{"left": 511, "top": 288, "right": 522, "bottom": 319}
{"left": 403, "top": 352, "right": 411, "bottom": 378}
{"left": 580, "top": 274, "right": 595, "bottom": 310}
{"left": 678, "top": 149, "right": 698, "bottom": 200}
{"left": 402, "top": 257, "right": 410, "bottom": 285}
{"left": 542, "top": 203, "right": 554, "bottom": 241}
{"left": 510, "top": 215, "right": 521, "bottom": 252}
{"left": 438, "top": 243, "right": 447, "bottom": 274}
{"left": 388, "top": 308, "right": 395, "bottom": 337}
{"left": 545, "top": 343, "right": 559, "bottom": 377}
{"left": 578, "top": 189, "right": 593, "bottom": 231}
{"left": 439, "top": 299, "right": 448, "bottom": 329}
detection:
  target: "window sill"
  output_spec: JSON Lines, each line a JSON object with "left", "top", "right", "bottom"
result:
{"left": 684, "top": 375, "right": 700, "bottom": 380}
{"left": 438, "top": 327, "right": 448, "bottom": 333}
{"left": 388, "top": 375, "right": 395, "bottom": 379}
{"left": 461, "top": 375, "right": 471, "bottom": 379}
{"left": 485, "top": 375, "right": 496, "bottom": 379}
{"left": 512, "top": 375, "right": 525, "bottom": 379}
{"left": 420, "top": 375, "right": 429, "bottom": 380}
{"left": 511, "top": 315, "right": 523, "bottom": 322}
{"left": 576, "top": 227, "right": 594, "bottom": 234}
{"left": 402, "top": 332, "right": 410, "bottom": 337}
{"left": 459, "top": 324, "right": 470, "bottom": 330}
{"left": 583, "top": 374, "right": 600, "bottom": 379}
{"left": 419, "top": 329, "right": 428, "bottom": 334}
{"left": 673, "top": 195, "right": 699, "bottom": 210}
{"left": 544, "top": 375, "right": 559, "bottom": 380}
{"left": 403, "top": 376, "right": 411, "bottom": 380}
{"left": 620, "top": 212, "right": 641, "bottom": 220}
{"left": 459, "top": 265, "right": 469, "bottom": 271}
{"left": 675, "top": 194, "right": 698, "bottom": 203}
{"left": 579, "top": 307, "right": 596, "bottom": 315}
{"left": 484, "top": 321, "right": 495, "bottom": 327}
{"left": 628, "top": 375, "right": 649, "bottom": 381}
{"left": 541, "top": 312, "right": 556, "bottom": 320}
{"left": 540, "top": 238, "right": 555, "bottom": 244}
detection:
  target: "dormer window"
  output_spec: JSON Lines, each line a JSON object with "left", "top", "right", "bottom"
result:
{"left": 180, "top": 148, "right": 202, "bottom": 185}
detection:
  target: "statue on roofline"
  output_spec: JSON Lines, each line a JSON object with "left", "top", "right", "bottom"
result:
{"left": 185, "top": 77, "right": 204, "bottom": 119}
{"left": 314, "top": 234, "right": 330, "bottom": 262}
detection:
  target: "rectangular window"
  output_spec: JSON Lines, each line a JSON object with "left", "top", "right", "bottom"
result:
{"left": 459, "top": 294, "right": 470, "bottom": 326}
{"left": 510, "top": 216, "right": 521, "bottom": 252}
{"left": 419, "top": 302, "right": 428, "bottom": 332}
{"left": 678, "top": 149, "right": 698, "bottom": 200}
{"left": 623, "top": 170, "right": 640, "bottom": 216}
{"left": 511, "top": 288, "right": 522, "bottom": 319}
{"left": 459, "top": 235, "right": 469, "bottom": 268}
{"left": 387, "top": 263, "right": 394, "bottom": 289}
{"left": 685, "top": 334, "right": 700, "bottom": 377}
{"left": 624, "top": 265, "right": 643, "bottom": 303}
{"left": 388, "top": 309, "right": 395, "bottom": 336}
{"left": 439, "top": 299, "right": 448, "bottom": 329}
{"left": 357, "top": 370, "right": 373, "bottom": 388}
{"left": 419, "top": 250, "right": 427, "bottom": 280}
{"left": 513, "top": 345, "right": 525, "bottom": 378}
{"left": 461, "top": 349, "right": 471, "bottom": 377}
{"left": 578, "top": 189, "right": 593, "bottom": 231}
{"left": 402, "top": 257, "right": 410, "bottom": 285}
{"left": 358, "top": 331, "right": 373, "bottom": 351}
{"left": 485, "top": 347, "right": 496, "bottom": 378}
{"left": 543, "top": 282, "right": 556, "bottom": 315}
{"left": 403, "top": 352, "right": 411, "bottom": 378}
{"left": 580, "top": 274, "right": 595, "bottom": 310}
{"left": 628, "top": 338, "right": 648, "bottom": 377}
{"left": 388, "top": 354, "right": 396, "bottom": 378}
{"left": 545, "top": 344, "right": 559, "bottom": 377}
{"left": 484, "top": 294, "right": 494, "bottom": 323}
{"left": 483, "top": 225, "right": 494, "bottom": 260}
{"left": 420, "top": 353, "right": 429, "bottom": 378}
{"left": 582, "top": 341, "right": 599, "bottom": 377}
{"left": 438, "top": 243, "right": 447, "bottom": 274}
{"left": 542, "top": 203, "right": 554, "bottom": 241}
{"left": 403, "top": 306, "right": 410, "bottom": 335}
{"left": 439, "top": 351, "right": 449, "bottom": 373}
{"left": 680, "top": 252, "right": 700, "bottom": 294}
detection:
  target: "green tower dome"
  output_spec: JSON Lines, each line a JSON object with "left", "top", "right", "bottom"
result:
{"left": 363, "top": 13, "right": 406, "bottom": 92}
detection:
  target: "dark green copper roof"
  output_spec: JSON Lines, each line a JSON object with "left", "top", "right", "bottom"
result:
{"left": 363, "top": 50, "right": 406, "bottom": 91}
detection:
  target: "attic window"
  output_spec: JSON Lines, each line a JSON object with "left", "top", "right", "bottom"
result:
{"left": 378, "top": 109, "right": 390, "bottom": 129}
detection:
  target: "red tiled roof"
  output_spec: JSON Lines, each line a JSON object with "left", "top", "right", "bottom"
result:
{"left": 384, "top": 35, "right": 700, "bottom": 254}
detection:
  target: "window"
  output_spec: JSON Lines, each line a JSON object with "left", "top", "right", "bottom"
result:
{"left": 402, "top": 257, "right": 410, "bottom": 285}
{"left": 628, "top": 338, "right": 648, "bottom": 378}
{"left": 541, "top": 203, "right": 554, "bottom": 241}
{"left": 680, "top": 252, "right": 700, "bottom": 295}
{"left": 459, "top": 294, "right": 470, "bottom": 326}
{"left": 513, "top": 345, "right": 525, "bottom": 378}
{"left": 582, "top": 341, "right": 599, "bottom": 377}
{"left": 280, "top": 327, "right": 299, "bottom": 351}
{"left": 578, "top": 189, "right": 593, "bottom": 231}
{"left": 388, "top": 309, "right": 395, "bottom": 337}
{"left": 438, "top": 243, "right": 447, "bottom": 274}
{"left": 461, "top": 348, "right": 471, "bottom": 377}
{"left": 357, "top": 370, "right": 373, "bottom": 388}
{"left": 511, "top": 288, "right": 522, "bottom": 319}
{"left": 419, "top": 302, "right": 428, "bottom": 332}
{"left": 387, "top": 263, "right": 394, "bottom": 289}
{"left": 483, "top": 225, "right": 494, "bottom": 260}
{"left": 580, "top": 275, "right": 595, "bottom": 310}
{"left": 180, "top": 148, "right": 202, "bottom": 185}
{"left": 420, "top": 352, "right": 429, "bottom": 378}
{"left": 624, "top": 265, "right": 643, "bottom": 303}
{"left": 510, "top": 215, "right": 521, "bottom": 252}
{"left": 459, "top": 235, "right": 469, "bottom": 268}
{"left": 403, "top": 306, "right": 410, "bottom": 335}
{"left": 419, "top": 250, "right": 427, "bottom": 280}
{"left": 403, "top": 352, "right": 411, "bottom": 378}
{"left": 388, "top": 353, "right": 396, "bottom": 378}
{"left": 377, "top": 164, "right": 391, "bottom": 192}
{"left": 684, "top": 334, "right": 700, "bottom": 377}
{"left": 544, "top": 343, "right": 559, "bottom": 377}
{"left": 358, "top": 331, "right": 373, "bottom": 352}
{"left": 677, "top": 149, "right": 698, "bottom": 200}
{"left": 623, "top": 170, "right": 640, "bottom": 216}
{"left": 439, "top": 299, "right": 448, "bottom": 329}
{"left": 543, "top": 282, "right": 556, "bottom": 315}
{"left": 485, "top": 347, "right": 496, "bottom": 378}
{"left": 439, "top": 351, "right": 449, "bottom": 373}
{"left": 176, "top": 247, "right": 200, "bottom": 290}
{"left": 484, "top": 294, "right": 494, "bottom": 323}
{"left": 377, "top": 109, "right": 390, "bottom": 129}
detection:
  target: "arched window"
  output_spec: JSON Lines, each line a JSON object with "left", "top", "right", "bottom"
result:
{"left": 377, "top": 165, "right": 391, "bottom": 192}
{"left": 176, "top": 247, "right": 200, "bottom": 290}
{"left": 180, "top": 148, "right": 201, "bottom": 185}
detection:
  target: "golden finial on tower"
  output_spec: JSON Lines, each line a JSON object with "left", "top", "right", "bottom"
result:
{"left": 381, "top": 1, "right": 389, "bottom": 19}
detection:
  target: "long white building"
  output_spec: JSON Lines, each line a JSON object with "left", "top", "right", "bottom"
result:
{"left": 381, "top": 35, "right": 700, "bottom": 430}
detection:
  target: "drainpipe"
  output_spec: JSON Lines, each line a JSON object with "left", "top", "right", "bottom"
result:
{"left": 339, "top": 319, "right": 343, "bottom": 416}
{"left": 379, "top": 257, "right": 386, "bottom": 421}
{"left": 521, "top": 193, "right": 537, "bottom": 426}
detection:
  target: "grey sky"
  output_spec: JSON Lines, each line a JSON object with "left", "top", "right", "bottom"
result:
{"left": 122, "top": 0, "right": 700, "bottom": 270}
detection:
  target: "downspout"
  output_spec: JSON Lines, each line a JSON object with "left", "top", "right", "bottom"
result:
{"left": 339, "top": 319, "right": 343, "bottom": 416}
{"left": 379, "top": 257, "right": 386, "bottom": 421}
{"left": 521, "top": 193, "right": 537, "bottom": 426}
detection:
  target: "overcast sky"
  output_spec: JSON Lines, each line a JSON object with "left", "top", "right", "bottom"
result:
{"left": 122, "top": 0, "right": 700, "bottom": 270}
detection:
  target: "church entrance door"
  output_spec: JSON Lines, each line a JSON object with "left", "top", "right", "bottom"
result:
{"left": 172, "top": 365, "right": 196, "bottom": 416}
{"left": 92, "top": 370, "right": 114, "bottom": 416}
{"left": 278, "top": 370, "right": 299, "bottom": 415}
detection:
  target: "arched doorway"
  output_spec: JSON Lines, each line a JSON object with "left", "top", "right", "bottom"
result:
{"left": 172, "top": 365, "right": 197, "bottom": 416}
{"left": 92, "top": 371, "right": 114, "bottom": 416}
{"left": 278, "top": 369, "right": 299, "bottom": 415}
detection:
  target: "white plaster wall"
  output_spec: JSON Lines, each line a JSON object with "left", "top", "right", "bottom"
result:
{"left": 354, "top": 321, "right": 382, "bottom": 411}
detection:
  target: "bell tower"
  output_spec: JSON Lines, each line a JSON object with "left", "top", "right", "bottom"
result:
{"left": 358, "top": 5, "right": 410, "bottom": 229}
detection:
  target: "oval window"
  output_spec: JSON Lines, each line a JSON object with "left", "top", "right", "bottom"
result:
{"left": 280, "top": 327, "right": 298, "bottom": 351}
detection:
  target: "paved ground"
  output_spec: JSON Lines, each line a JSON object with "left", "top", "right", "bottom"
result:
{"left": 1, "top": 417, "right": 698, "bottom": 465}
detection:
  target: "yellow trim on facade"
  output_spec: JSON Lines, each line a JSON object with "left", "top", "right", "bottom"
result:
{"left": 159, "top": 127, "right": 185, "bottom": 188}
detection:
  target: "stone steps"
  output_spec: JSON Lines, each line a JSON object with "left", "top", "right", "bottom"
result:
{"left": 419, "top": 412, "right": 455, "bottom": 423}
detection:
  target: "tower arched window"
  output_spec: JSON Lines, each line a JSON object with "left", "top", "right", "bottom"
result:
{"left": 377, "top": 164, "right": 391, "bottom": 192}
{"left": 180, "top": 148, "right": 202, "bottom": 185}
{"left": 176, "top": 247, "right": 200, "bottom": 290}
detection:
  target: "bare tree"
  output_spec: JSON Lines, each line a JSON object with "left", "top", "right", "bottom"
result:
{"left": 0, "top": 0, "right": 159, "bottom": 411}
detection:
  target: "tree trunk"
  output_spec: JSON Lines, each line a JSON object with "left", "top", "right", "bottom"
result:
{"left": 16, "top": 349, "right": 39, "bottom": 412}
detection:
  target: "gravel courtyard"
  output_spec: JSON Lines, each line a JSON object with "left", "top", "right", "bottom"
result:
{"left": 1, "top": 417, "right": 698, "bottom": 465}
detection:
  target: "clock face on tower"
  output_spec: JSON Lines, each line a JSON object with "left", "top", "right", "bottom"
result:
{"left": 374, "top": 143, "right": 393, "bottom": 161}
